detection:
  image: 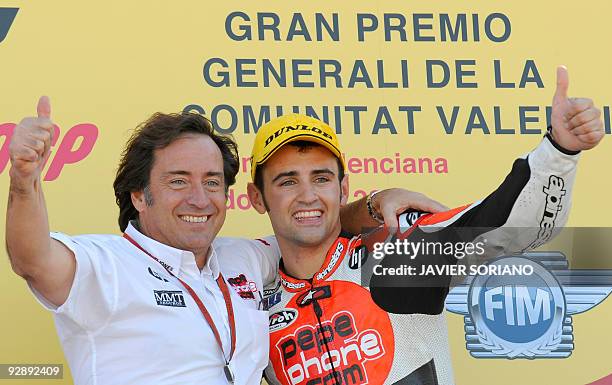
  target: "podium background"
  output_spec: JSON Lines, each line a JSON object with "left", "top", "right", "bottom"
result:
{"left": 0, "top": 1, "right": 610, "bottom": 384}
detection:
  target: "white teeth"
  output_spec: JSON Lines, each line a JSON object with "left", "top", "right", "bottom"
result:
{"left": 180, "top": 215, "right": 208, "bottom": 223}
{"left": 293, "top": 210, "right": 322, "bottom": 219}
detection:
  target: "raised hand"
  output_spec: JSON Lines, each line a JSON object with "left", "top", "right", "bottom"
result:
{"left": 6, "top": 96, "right": 77, "bottom": 308}
{"left": 371, "top": 188, "right": 449, "bottom": 230}
{"left": 550, "top": 66, "right": 604, "bottom": 152}
{"left": 8, "top": 96, "right": 55, "bottom": 183}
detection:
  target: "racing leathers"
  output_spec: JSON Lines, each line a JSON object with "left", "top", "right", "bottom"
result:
{"left": 262, "top": 135, "right": 580, "bottom": 385}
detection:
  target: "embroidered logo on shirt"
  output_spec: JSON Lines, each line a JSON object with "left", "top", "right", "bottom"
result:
{"left": 148, "top": 267, "right": 170, "bottom": 282}
{"left": 154, "top": 290, "right": 186, "bottom": 307}
{"left": 227, "top": 274, "right": 258, "bottom": 300}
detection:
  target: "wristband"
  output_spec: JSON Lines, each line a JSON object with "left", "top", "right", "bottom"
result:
{"left": 366, "top": 190, "right": 385, "bottom": 224}
{"left": 545, "top": 126, "right": 581, "bottom": 156}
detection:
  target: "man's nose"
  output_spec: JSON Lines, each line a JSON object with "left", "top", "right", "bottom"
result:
{"left": 186, "top": 183, "right": 212, "bottom": 208}
{"left": 296, "top": 182, "right": 318, "bottom": 205}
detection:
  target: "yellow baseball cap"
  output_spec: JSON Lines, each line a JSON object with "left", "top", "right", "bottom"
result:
{"left": 250, "top": 113, "right": 346, "bottom": 181}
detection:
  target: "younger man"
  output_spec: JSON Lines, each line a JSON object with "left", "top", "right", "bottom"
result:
{"left": 246, "top": 67, "right": 604, "bottom": 385}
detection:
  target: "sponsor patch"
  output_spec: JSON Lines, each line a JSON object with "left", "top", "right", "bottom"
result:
{"left": 262, "top": 292, "right": 282, "bottom": 311}
{"left": 281, "top": 276, "right": 307, "bottom": 290}
{"left": 227, "top": 274, "right": 258, "bottom": 300}
{"left": 154, "top": 290, "right": 186, "bottom": 307}
{"left": 269, "top": 309, "right": 298, "bottom": 331}
{"left": 525, "top": 175, "right": 566, "bottom": 251}
{"left": 264, "top": 280, "right": 282, "bottom": 297}
{"left": 316, "top": 241, "right": 344, "bottom": 280}
{"left": 399, "top": 210, "right": 427, "bottom": 228}
{"left": 296, "top": 285, "right": 332, "bottom": 307}
{"left": 348, "top": 245, "right": 368, "bottom": 269}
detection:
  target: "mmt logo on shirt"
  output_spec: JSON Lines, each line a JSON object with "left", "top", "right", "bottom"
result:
{"left": 154, "top": 290, "right": 187, "bottom": 307}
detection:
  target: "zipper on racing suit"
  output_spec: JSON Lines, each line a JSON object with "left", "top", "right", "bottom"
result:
{"left": 312, "top": 298, "right": 342, "bottom": 385}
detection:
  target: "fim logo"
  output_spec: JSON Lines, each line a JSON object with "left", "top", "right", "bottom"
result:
{"left": 445, "top": 252, "right": 612, "bottom": 358}
{"left": 0, "top": 8, "right": 18, "bottom": 44}
{"left": 154, "top": 290, "right": 186, "bottom": 307}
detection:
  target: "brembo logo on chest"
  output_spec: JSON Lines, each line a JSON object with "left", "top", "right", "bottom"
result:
{"left": 275, "top": 311, "right": 385, "bottom": 385}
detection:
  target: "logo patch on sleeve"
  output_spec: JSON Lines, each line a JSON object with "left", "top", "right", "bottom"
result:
{"left": 154, "top": 290, "right": 186, "bottom": 307}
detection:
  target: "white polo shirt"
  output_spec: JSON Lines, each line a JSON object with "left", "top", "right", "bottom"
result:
{"left": 30, "top": 223, "right": 279, "bottom": 385}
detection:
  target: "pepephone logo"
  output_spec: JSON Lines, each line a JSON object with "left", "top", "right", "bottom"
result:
{"left": 0, "top": 8, "right": 18, "bottom": 44}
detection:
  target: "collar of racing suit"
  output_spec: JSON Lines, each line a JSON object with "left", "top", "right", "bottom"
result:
{"left": 278, "top": 230, "right": 357, "bottom": 293}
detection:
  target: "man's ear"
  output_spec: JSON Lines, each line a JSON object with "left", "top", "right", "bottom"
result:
{"left": 340, "top": 174, "right": 349, "bottom": 206}
{"left": 247, "top": 183, "right": 267, "bottom": 214}
{"left": 131, "top": 190, "right": 146, "bottom": 213}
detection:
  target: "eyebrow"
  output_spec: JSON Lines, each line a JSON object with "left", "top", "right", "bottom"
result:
{"left": 271, "top": 168, "right": 335, "bottom": 183}
{"left": 161, "top": 171, "right": 224, "bottom": 178}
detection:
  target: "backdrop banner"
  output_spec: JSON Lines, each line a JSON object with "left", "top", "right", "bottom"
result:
{"left": 0, "top": 1, "right": 610, "bottom": 384}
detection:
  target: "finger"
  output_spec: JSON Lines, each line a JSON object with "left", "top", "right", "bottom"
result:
{"left": 553, "top": 65, "right": 569, "bottom": 106}
{"left": 570, "top": 121, "right": 601, "bottom": 136}
{"left": 569, "top": 108, "right": 601, "bottom": 130}
{"left": 417, "top": 199, "right": 450, "bottom": 213}
{"left": 408, "top": 197, "right": 450, "bottom": 213}
{"left": 27, "top": 129, "right": 53, "bottom": 143}
{"left": 12, "top": 148, "right": 39, "bottom": 163}
{"left": 22, "top": 138, "right": 46, "bottom": 156}
{"left": 576, "top": 130, "right": 605, "bottom": 144}
{"left": 568, "top": 98, "right": 594, "bottom": 115}
{"left": 37, "top": 96, "right": 51, "bottom": 119}
{"left": 381, "top": 204, "right": 399, "bottom": 231}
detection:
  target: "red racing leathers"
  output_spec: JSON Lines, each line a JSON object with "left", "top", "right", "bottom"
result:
{"left": 262, "top": 136, "right": 580, "bottom": 385}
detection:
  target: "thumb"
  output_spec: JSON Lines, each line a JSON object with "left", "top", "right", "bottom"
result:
{"left": 37, "top": 96, "right": 51, "bottom": 119}
{"left": 553, "top": 66, "right": 569, "bottom": 106}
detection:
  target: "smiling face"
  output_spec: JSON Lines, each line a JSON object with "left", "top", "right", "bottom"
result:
{"left": 131, "top": 134, "right": 227, "bottom": 262}
{"left": 248, "top": 144, "right": 348, "bottom": 253}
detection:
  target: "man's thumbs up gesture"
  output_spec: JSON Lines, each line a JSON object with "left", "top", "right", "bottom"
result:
{"left": 9, "top": 96, "right": 55, "bottom": 186}
{"left": 550, "top": 66, "right": 604, "bottom": 152}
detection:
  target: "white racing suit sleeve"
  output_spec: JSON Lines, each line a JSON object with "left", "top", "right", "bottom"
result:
{"left": 371, "top": 135, "right": 580, "bottom": 315}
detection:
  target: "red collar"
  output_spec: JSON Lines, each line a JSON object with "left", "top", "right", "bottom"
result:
{"left": 279, "top": 234, "right": 355, "bottom": 293}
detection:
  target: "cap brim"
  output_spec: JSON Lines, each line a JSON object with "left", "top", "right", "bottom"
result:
{"left": 251, "top": 132, "right": 345, "bottom": 180}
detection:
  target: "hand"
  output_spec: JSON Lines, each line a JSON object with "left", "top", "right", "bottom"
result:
{"left": 371, "top": 188, "right": 449, "bottom": 229}
{"left": 550, "top": 66, "right": 604, "bottom": 151}
{"left": 8, "top": 96, "right": 54, "bottom": 185}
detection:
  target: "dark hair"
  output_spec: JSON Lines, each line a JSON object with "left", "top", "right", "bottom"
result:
{"left": 253, "top": 140, "right": 345, "bottom": 199}
{"left": 113, "top": 112, "right": 239, "bottom": 231}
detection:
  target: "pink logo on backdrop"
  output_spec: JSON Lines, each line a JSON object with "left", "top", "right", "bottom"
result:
{"left": 0, "top": 122, "right": 98, "bottom": 180}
